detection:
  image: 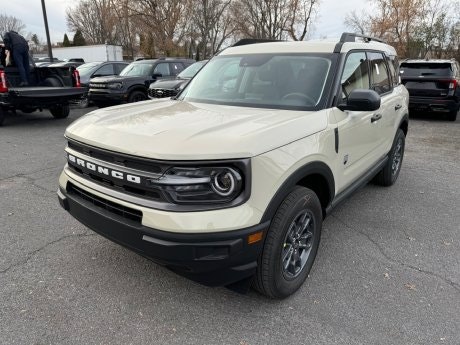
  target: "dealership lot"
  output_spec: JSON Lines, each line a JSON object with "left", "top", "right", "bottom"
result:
{"left": 0, "top": 107, "right": 458, "bottom": 344}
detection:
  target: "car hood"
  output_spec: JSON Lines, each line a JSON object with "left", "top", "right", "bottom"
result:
{"left": 149, "top": 79, "right": 186, "bottom": 90}
{"left": 65, "top": 100, "right": 327, "bottom": 160}
{"left": 89, "top": 75, "right": 146, "bottom": 84}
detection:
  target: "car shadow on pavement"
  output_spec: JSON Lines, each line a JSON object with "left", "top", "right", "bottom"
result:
{"left": 409, "top": 110, "right": 458, "bottom": 122}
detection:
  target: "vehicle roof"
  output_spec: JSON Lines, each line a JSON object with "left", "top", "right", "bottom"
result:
{"left": 132, "top": 58, "right": 195, "bottom": 64}
{"left": 219, "top": 38, "right": 397, "bottom": 56}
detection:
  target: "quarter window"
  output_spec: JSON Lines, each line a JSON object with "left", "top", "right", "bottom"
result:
{"left": 341, "top": 52, "right": 370, "bottom": 100}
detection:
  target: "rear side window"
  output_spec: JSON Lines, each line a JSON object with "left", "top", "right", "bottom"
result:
{"left": 400, "top": 63, "right": 453, "bottom": 77}
{"left": 368, "top": 52, "right": 391, "bottom": 94}
{"left": 95, "top": 64, "right": 114, "bottom": 76}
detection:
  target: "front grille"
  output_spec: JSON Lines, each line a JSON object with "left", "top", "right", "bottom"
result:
{"left": 68, "top": 140, "right": 165, "bottom": 174}
{"left": 89, "top": 83, "right": 108, "bottom": 89}
{"left": 148, "top": 88, "right": 177, "bottom": 98}
{"left": 68, "top": 182, "right": 142, "bottom": 223}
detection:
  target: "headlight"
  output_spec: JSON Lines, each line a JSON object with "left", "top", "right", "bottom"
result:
{"left": 107, "top": 82, "right": 123, "bottom": 89}
{"left": 153, "top": 166, "right": 243, "bottom": 204}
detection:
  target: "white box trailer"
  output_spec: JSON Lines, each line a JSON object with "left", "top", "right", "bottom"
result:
{"left": 52, "top": 44, "right": 123, "bottom": 62}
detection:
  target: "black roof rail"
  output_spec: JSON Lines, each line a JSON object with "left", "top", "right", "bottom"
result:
{"left": 339, "top": 32, "right": 386, "bottom": 44}
{"left": 334, "top": 32, "right": 386, "bottom": 53}
{"left": 232, "top": 38, "right": 282, "bottom": 47}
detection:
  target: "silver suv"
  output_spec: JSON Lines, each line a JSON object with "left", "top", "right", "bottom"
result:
{"left": 58, "top": 33, "right": 409, "bottom": 298}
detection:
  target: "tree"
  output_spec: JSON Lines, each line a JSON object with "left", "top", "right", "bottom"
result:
{"left": 63, "top": 33, "right": 71, "bottom": 47}
{"left": 344, "top": 10, "right": 370, "bottom": 35}
{"left": 190, "top": 0, "right": 236, "bottom": 59}
{"left": 73, "top": 30, "right": 86, "bottom": 46}
{"left": 232, "top": 0, "right": 292, "bottom": 40}
{"left": 66, "top": 0, "right": 119, "bottom": 45}
{"left": 129, "top": 0, "right": 191, "bottom": 57}
{"left": 285, "top": 0, "right": 319, "bottom": 41}
{"left": 344, "top": 0, "right": 460, "bottom": 58}
{"left": 0, "top": 13, "right": 26, "bottom": 35}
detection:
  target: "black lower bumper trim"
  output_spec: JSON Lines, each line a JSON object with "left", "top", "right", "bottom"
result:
{"left": 58, "top": 187, "right": 269, "bottom": 286}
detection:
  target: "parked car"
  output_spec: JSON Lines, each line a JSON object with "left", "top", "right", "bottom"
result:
{"left": 87, "top": 58, "right": 195, "bottom": 107}
{"left": 400, "top": 59, "right": 459, "bottom": 121}
{"left": 75, "top": 61, "right": 129, "bottom": 107}
{"left": 57, "top": 33, "right": 409, "bottom": 298}
{"left": 148, "top": 60, "right": 208, "bottom": 99}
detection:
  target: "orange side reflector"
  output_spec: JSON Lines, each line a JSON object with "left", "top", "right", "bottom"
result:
{"left": 248, "top": 231, "right": 263, "bottom": 244}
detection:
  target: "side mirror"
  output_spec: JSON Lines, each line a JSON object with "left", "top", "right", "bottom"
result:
{"left": 338, "top": 89, "right": 381, "bottom": 112}
{"left": 152, "top": 73, "right": 162, "bottom": 78}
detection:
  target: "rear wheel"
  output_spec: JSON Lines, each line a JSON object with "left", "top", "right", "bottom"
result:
{"left": 374, "top": 129, "right": 405, "bottom": 186}
{"left": 128, "top": 90, "right": 147, "bottom": 103}
{"left": 50, "top": 104, "right": 70, "bottom": 119}
{"left": 253, "top": 186, "right": 322, "bottom": 299}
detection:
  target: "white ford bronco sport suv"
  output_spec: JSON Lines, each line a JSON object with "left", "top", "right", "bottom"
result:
{"left": 58, "top": 33, "right": 409, "bottom": 298}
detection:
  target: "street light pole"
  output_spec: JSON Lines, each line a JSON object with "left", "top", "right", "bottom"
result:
{"left": 41, "top": 0, "right": 53, "bottom": 60}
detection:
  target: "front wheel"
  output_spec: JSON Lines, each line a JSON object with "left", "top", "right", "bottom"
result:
{"left": 128, "top": 90, "right": 147, "bottom": 103}
{"left": 253, "top": 186, "right": 322, "bottom": 298}
{"left": 50, "top": 104, "right": 70, "bottom": 119}
{"left": 374, "top": 129, "right": 405, "bottom": 186}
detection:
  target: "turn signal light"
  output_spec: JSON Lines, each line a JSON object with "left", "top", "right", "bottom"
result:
{"left": 248, "top": 231, "right": 263, "bottom": 244}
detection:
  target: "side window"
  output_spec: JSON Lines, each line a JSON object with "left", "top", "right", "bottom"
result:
{"left": 94, "top": 64, "right": 114, "bottom": 76}
{"left": 153, "top": 63, "right": 170, "bottom": 76}
{"left": 114, "top": 63, "right": 126, "bottom": 75}
{"left": 169, "top": 62, "right": 184, "bottom": 76}
{"left": 341, "top": 52, "right": 370, "bottom": 100}
{"left": 368, "top": 52, "right": 391, "bottom": 94}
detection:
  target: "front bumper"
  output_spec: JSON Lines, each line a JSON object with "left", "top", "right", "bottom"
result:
{"left": 88, "top": 90, "right": 126, "bottom": 103}
{"left": 409, "top": 97, "right": 459, "bottom": 113}
{"left": 57, "top": 185, "right": 269, "bottom": 287}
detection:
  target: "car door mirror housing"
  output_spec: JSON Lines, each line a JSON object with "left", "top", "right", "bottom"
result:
{"left": 152, "top": 73, "right": 162, "bottom": 78}
{"left": 338, "top": 89, "right": 381, "bottom": 112}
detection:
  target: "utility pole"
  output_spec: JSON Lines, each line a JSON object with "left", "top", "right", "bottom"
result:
{"left": 41, "top": 0, "right": 53, "bottom": 60}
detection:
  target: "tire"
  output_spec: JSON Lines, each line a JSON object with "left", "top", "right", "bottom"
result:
{"left": 0, "top": 107, "right": 5, "bottom": 126}
{"left": 253, "top": 186, "right": 322, "bottom": 299}
{"left": 374, "top": 129, "right": 405, "bottom": 186}
{"left": 447, "top": 108, "right": 458, "bottom": 122}
{"left": 50, "top": 104, "right": 70, "bottom": 119}
{"left": 128, "top": 90, "right": 147, "bottom": 103}
{"left": 78, "top": 97, "right": 89, "bottom": 109}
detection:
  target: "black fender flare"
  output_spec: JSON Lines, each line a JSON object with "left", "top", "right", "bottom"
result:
{"left": 261, "top": 161, "right": 335, "bottom": 223}
{"left": 398, "top": 114, "right": 409, "bottom": 136}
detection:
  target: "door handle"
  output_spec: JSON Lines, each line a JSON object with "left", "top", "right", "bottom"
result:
{"left": 371, "top": 113, "right": 382, "bottom": 123}
{"left": 395, "top": 104, "right": 402, "bottom": 110}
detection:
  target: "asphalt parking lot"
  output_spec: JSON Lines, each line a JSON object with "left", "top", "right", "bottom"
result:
{"left": 0, "top": 106, "right": 459, "bottom": 345}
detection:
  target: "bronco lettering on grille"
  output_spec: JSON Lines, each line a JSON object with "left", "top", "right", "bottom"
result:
{"left": 67, "top": 154, "right": 141, "bottom": 184}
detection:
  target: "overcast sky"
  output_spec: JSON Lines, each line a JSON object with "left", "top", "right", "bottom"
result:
{"left": 2, "top": 0, "right": 373, "bottom": 43}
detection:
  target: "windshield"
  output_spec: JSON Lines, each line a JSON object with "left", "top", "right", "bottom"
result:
{"left": 77, "top": 62, "right": 101, "bottom": 76}
{"left": 119, "top": 62, "right": 155, "bottom": 77}
{"left": 178, "top": 61, "right": 207, "bottom": 79}
{"left": 400, "top": 63, "right": 453, "bottom": 77}
{"left": 178, "top": 54, "right": 332, "bottom": 110}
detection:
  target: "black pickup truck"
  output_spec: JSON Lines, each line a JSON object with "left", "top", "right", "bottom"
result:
{"left": 0, "top": 47, "right": 85, "bottom": 126}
